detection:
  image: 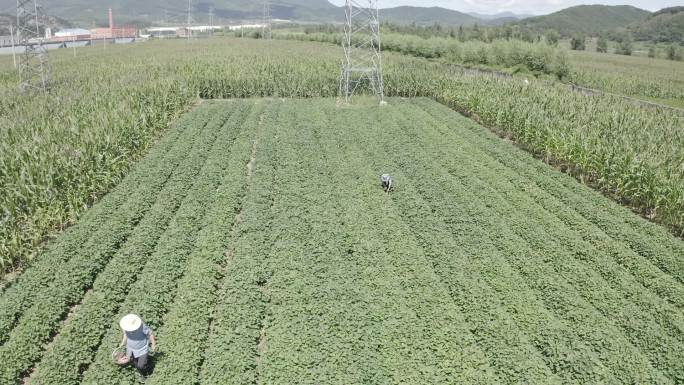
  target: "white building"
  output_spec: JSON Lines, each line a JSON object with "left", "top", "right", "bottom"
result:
{"left": 228, "top": 24, "right": 266, "bottom": 31}
{"left": 145, "top": 27, "right": 178, "bottom": 38}
{"left": 0, "top": 36, "right": 14, "bottom": 47}
{"left": 54, "top": 28, "right": 92, "bottom": 38}
{"left": 145, "top": 25, "right": 223, "bottom": 38}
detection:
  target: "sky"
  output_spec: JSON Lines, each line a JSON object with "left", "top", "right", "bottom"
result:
{"left": 327, "top": 0, "right": 684, "bottom": 15}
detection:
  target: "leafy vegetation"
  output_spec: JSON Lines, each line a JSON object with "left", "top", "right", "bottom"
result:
{"left": 570, "top": 34, "right": 586, "bottom": 50}
{"left": 0, "top": 37, "right": 683, "bottom": 278}
{"left": 631, "top": 8, "right": 684, "bottom": 44}
{"left": 279, "top": 31, "right": 571, "bottom": 78}
{"left": 1, "top": 98, "right": 683, "bottom": 384}
{"left": 567, "top": 49, "right": 684, "bottom": 102}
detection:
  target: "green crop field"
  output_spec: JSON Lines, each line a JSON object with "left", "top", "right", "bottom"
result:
{"left": 1, "top": 98, "right": 683, "bottom": 384}
{"left": 567, "top": 49, "right": 684, "bottom": 107}
{"left": 1, "top": 38, "right": 682, "bottom": 277}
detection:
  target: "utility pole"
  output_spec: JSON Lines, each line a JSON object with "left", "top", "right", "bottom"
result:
{"left": 186, "top": 0, "right": 193, "bottom": 41}
{"left": 10, "top": 24, "right": 17, "bottom": 69}
{"left": 209, "top": 7, "right": 214, "bottom": 37}
{"left": 340, "top": 0, "right": 384, "bottom": 103}
{"left": 16, "top": 0, "right": 50, "bottom": 92}
{"left": 262, "top": 0, "right": 272, "bottom": 40}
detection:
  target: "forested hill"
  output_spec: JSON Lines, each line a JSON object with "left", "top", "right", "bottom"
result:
{"left": 1, "top": 0, "right": 675, "bottom": 40}
{"left": 515, "top": 5, "right": 651, "bottom": 36}
{"left": 377, "top": 7, "right": 479, "bottom": 26}
{"left": 630, "top": 7, "right": 684, "bottom": 44}
{"left": 0, "top": 0, "right": 338, "bottom": 25}
{"left": 0, "top": 0, "right": 517, "bottom": 27}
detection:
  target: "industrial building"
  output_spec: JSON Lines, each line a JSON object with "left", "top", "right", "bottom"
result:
{"left": 145, "top": 26, "right": 223, "bottom": 39}
{"left": 0, "top": 35, "right": 14, "bottom": 47}
{"left": 52, "top": 29, "right": 92, "bottom": 42}
{"left": 91, "top": 8, "right": 137, "bottom": 39}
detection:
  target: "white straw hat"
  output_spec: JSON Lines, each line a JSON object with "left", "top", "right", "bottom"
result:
{"left": 119, "top": 314, "right": 142, "bottom": 332}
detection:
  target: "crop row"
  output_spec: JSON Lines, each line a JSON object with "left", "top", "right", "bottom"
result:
{"left": 26, "top": 103, "right": 245, "bottom": 385}
{"left": 336, "top": 105, "right": 589, "bottom": 383}
{"left": 258, "top": 99, "right": 680, "bottom": 383}
{"left": 6, "top": 97, "right": 682, "bottom": 384}
{"left": 417, "top": 97, "right": 684, "bottom": 284}
{"left": 219, "top": 99, "right": 499, "bottom": 384}
{"left": 312, "top": 103, "right": 500, "bottom": 383}
{"left": 414, "top": 99, "right": 684, "bottom": 299}
{"left": 0, "top": 68, "right": 196, "bottom": 272}
{"left": 147, "top": 101, "right": 269, "bottom": 385}
{"left": 0, "top": 106, "right": 197, "bottom": 340}
{"left": 568, "top": 50, "right": 684, "bottom": 103}
{"left": 0, "top": 104, "right": 234, "bottom": 384}
{"left": 1, "top": 37, "right": 682, "bottom": 273}
{"left": 376, "top": 99, "right": 682, "bottom": 382}
{"left": 79, "top": 102, "right": 257, "bottom": 384}
{"left": 335, "top": 100, "right": 615, "bottom": 383}
{"left": 197, "top": 102, "right": 281, "bottom": 385}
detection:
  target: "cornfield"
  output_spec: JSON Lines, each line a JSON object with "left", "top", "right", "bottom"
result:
{"left": 0, "top": 37, "right": 682, "bottom": 274}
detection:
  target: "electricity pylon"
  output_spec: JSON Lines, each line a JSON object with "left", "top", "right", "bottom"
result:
{"left": 262, "top": 0, "right": 272, "bottom": 40}
{"left": 209, "top": 7, "right": 214, "bottom": 37}
{"left": 186, "top": 0, "right": 194, "bottom": 41}
{"left": 16, "top": 0, "right": 50, "bottom": 92}
{"left": 340, "top": 0, "right": 384, "bottom": 103}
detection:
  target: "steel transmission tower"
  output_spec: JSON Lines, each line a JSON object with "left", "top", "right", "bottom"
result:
{"left": 209, "top": 7, "right": 215, "bottom": 37}
{"left": 16, "top": 0, "right": 50, "bottom": 92}
{"left": 340, "top": 0, "right": 384, "bottom": 103}
{"left": 262, "top": 1, "right": 272, "bottom": 40}
{"left": 186, "top": 0, "right": 194, "bottom": 41}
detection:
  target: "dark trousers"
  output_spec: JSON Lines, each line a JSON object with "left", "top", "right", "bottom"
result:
{"left": 131, "top": 353, "right": 149, "bottom": 375}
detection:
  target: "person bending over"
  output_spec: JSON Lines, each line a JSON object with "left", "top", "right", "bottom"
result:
{"left": 119, "top": 314, "right": 157, "bottom": 376}
{"left": 381, "top": 174, "right": 393, "bottom": 193}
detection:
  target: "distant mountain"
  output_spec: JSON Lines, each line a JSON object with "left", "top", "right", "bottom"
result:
{"left": 516, "top": 5, "right": 651, "bottom": 36}
{"left": 0, "top": 0, "right": 489, "bottom": 27}
{"left": 467, "top": 12, "right": 532, "bottom": 21}
{"left": 0, "top": 14, "right": 11, "bottom": 36}
{"left": 630, "top": 7, "right": 684, "bottom": 44}
{"left": 0, "top": 12, "right": 71, "bottom": 36}
{"left": 380, "top": 6, "right": 479, "bottom": 26}
{"left": 0, "top": 0, "right": 339, "bottom": 25}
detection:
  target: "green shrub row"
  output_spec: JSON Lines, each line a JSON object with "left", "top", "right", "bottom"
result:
{"left": 80, "top": 102, "right": 251, "bottom": 385}
{"left": 27, "top": 103, "right": 238, "bottom": 385}
{"left": 1, "top": 37, "right": 682, "bottom": 276}
{"left": 299, "top": 102, "right": 498, "bottom": 384}
{"left": 277, "top": 32, "right": 571, "bottom": 79}
{"left": 380, "top": 99, "right": 682, "bottom": 382}
{"left": 198, "top": 103, "right": 280, "bottom": 385}
{"left": 0, "top": 111, "right": 188, "bottom": 340}
{"left": 147, "top": 101, "right": 265, "bottom": 385}
{"left": 0, "top": 103, "right": 232, "bottom": 385}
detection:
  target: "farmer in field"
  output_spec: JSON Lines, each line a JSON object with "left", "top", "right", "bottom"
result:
{"left": 118, "top": 314, "right": 157, "bottom": 375}
{"left": 381, "top": 174, "right": 393, "bottom": 193}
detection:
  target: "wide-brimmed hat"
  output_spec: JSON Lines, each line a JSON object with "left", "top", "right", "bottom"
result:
{"left": 119, "top": 314, "right": 142, "bottom": 332}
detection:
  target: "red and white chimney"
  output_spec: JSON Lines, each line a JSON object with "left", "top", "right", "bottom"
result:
{"left": 108, "top": 8, "right": 114, "bottom": 32}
